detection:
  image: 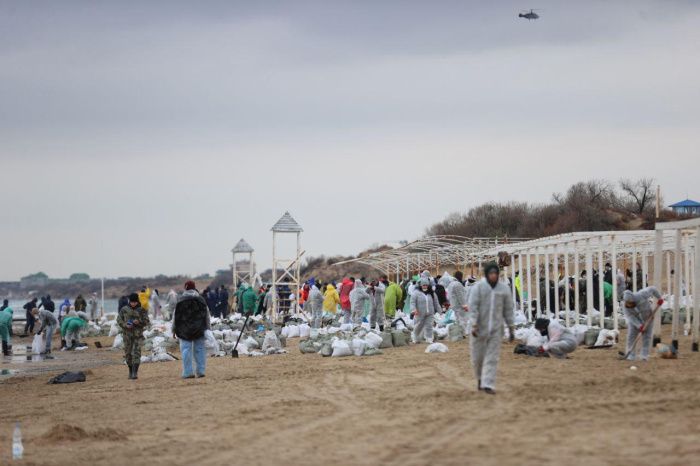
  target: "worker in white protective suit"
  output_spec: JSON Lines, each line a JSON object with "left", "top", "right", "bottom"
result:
{"left": 468, "top": 262, "right": 515, "bottom": 395}
{"left": 534, "top": 318, "right": 577, "bottom": 358}
{"left": 447, "top": 271, "right": 470, "bottom": 332}
{"left": 411, "top": 277, "right": 441, "bottom": 343}
{"left": 349, "top": 279, "right": 371, "bottom": 326}
{"left": 368, "top": 280, "right": 387, "bottom": 331}
{"left": 308, "top": 284, "right": 325, "bottom": 329}
{"left": 623, "top": 287, "right": 663, "bottom": 361}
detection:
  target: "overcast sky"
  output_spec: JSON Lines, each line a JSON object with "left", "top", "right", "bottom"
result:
{"left": 2, "top": 0, "right": 699, "bottom": 281}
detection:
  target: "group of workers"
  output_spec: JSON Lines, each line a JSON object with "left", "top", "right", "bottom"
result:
{"left": 0, "top": 261, "right": 669, "bottom": 392}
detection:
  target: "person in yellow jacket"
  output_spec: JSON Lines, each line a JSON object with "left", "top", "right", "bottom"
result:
{"left": 323, "top": 284, "right": 340, "bottom": 314}
{"left": 138, "top": 286, "right": 151, "bottom": 312}
{"left": 514, "top": 272, "right": 522, "bottom": 304}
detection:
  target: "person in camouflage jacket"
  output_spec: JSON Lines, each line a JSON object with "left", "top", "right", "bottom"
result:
{"left": 117, "top": 293, "right": 151, "bottom": 380}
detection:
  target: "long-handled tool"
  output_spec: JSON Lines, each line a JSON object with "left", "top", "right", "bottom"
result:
{"left": 231, "top": 314, "right": 250, "bottom": 358}
{"left": 618, "top": 302, "right": 661, "bottom": 360}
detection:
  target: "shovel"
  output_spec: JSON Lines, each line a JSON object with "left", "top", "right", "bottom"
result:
{"left": 231, "top": 314, "right": 250, "bottom": 358}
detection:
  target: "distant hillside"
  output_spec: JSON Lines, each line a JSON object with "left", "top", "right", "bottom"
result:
{"left": 426, "top": 179, "right": 680, "bottom": 238}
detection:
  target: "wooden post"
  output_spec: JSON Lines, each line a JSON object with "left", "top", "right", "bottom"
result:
{"left": 535, "top": 249, "right": 541, "bottom": 318}
{"left": 672, "top": 229, "right": 682, "bottom": 349}
{"left": 564, "top": 243, "right": 571, "bottom": 327}
{"left": 526, "top": 251, "right": 533, "bottom": 321}
{"left": 653, "top": 230, "right": 663, "bottom": 344}
{"left": 544, "top": 249, "right": 551, "bottom": 314}
{"left": 598, "top": 241, "right": 605, "bottom": 329}
{"left": 693, "top": 227, "right": 700, "bottom": 352}
{"left": 553, "top": 248, "right": 560, "bottom": 320}
{"left": 586, "top": 240, "right": 594, "bottom": 327}
{"left": 611, "top": 236, "right": 619, "bottom": 331}
{"left": 518, "top": 253, "right": 525, "bottom": 315}
{"left": 574, "top": 241, "right": 581, "bottom": 325}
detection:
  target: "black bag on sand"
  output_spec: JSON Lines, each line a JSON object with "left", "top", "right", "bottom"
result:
{"left": 513, "top": 344, "right": 550, "bottom": 358}
{"left": 174, "top": 296, "right": 209, "bottom": 341}
{"left": 48, "top": 371, "right": 86, "bottom": 384}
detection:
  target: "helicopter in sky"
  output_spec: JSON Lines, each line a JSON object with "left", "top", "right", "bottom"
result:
{"left": 519, "top": 9, "right": 540, "bottom": 20}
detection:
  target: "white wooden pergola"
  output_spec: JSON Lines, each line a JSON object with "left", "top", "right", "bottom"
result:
{"left": 333, "top": 235, "right": 529, "bottom": 282}
{"left": 335, "top": 229, "right": 697, "bottom": 350}
{"left": 271, "top": 212, "right": 304, "bottom": 321}
{"left": 476, "top": 229, "right": 697, "bottom": 343}
{"left": 231, "top": 238, "right": 255, "bottom": 290}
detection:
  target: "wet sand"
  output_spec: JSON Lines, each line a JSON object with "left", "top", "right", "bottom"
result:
{"left": 1, "top": 328, "right": 700, "bottom": 466}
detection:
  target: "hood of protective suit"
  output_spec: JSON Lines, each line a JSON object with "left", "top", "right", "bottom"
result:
{"left": 354, "top": 279, "right": 365, "bottom": 290}
{"left": 623, "top": 289, "right": 640, "bottom": 304}
{"left": 419, "top": 277, "right": 430, "bottom": 287}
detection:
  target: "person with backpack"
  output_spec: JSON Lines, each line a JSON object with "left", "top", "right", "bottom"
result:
{"left": 173, "top": 281, "right": 210, "bottom": 378}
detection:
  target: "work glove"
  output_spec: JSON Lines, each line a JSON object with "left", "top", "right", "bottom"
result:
{"left": 471, "top": 325, "right": 479, "bottom": 338}
{"left": 639, "top": 324, "right": 645, "bottom": 333}
{"left": 508, "top": 326, "right": 515, "bottom": 343}
{"left": 657, "top": 298, "right": 664, "bottom": 306}
{"left": 538, "top": 346, "right": 546, "bottom": 354}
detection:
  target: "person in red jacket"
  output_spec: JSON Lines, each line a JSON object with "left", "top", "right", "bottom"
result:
{"left": 338, "top": 277, "right": 355, "bottom": 323}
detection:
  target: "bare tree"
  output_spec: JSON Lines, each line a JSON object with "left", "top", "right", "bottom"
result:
{"left": 619, "top": 178, "right": 656, "bottom": 215}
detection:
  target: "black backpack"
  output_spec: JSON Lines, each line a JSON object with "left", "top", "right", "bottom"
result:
{"left": 174, "top": 296, "right": 208, "bottom": 341}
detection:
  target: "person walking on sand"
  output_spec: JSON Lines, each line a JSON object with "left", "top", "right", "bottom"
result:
{"left": 173, "top": 281, "right": 210, "bottom": 379}
{"left": 151, "top": 289, "right": 162, "bottom": 319}
{"left": 468, "top": 262, "right": 515, "bottom": 395}
{"left": 411, "top": 277, "right": 441, "bottom": 343}
{"left": 117, "top": 293, "right": 151, "bottom": 380}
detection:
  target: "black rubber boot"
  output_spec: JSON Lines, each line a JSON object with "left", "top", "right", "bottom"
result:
{"left": 128, "top": 364, "right": 135, "bottom": 379}
{"left": 478, "top": 379, "right": 483, "bottom": 391}
{"left": 133, "top": 364, "right": 139, "bottom": 380}
{"left": 2, "top": 340, "right": 9, "bottom": 356}
{"left": 379, "top": 325, "right": 385, "bottom": 332}
{"left": 61, "top": 339, "right": 67, "bottom": 349}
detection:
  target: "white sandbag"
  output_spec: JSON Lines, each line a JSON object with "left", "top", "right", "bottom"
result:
{"left": 204, "top": 330, "right": 220, "bottom": 356}
{"left": 31, "top": 334, "right": 44, "bottom": 354}
{"left": 151, "top": 352, "right": 176, "bottom": 362}
{"left": 299, "top": 323, "right": 311, "bottom": 338}
{"left": 595, "top": 329, "right": 619, "bottom": 347}
{"left": 570, "top": 324, "right": 589, "bottom": 345}
{"left": 280, "top": 326, "right": 290, "bottom": 338}
{"left": 112, "top": 334, "right": 123, "bottom": 349}
{"left": 526, "top": 331, "right": 545, "bottom": 347}
{"left": 339, "top": 323, "right": 354, "bottom": 332}
{"left": 351, "top": 338, "right": 366, "bottom": 356}
{"left": 244, "top": 336, "right": 259, "bottom": 349}
{"left": 425, "top": 342, "right": 449, "bottom": 353}
{"left": 262, "top": 331, "right": 282, "bottom": 351}
{"left": 108, "top": 321, "right": 119, "bottom": 337}
{"left": 331, "top": 339, "right": 352, "bottom": 357}
{"left": 212, "top": 330, "right": 225, "bottom": 340}
{"left": 287, "top": 325, "right": 300, "bottom": 338}
{"left": 364, "top": 332, "right": 383, "bottom": 349}
{"left": 514, "top": 310, "right": 528, "bottom": 325}
{"left": 327, "top": 326, "right": 341, "bottom": 334}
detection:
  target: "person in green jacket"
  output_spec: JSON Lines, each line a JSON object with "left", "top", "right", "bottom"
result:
{"left": 60, "top": 315, "right": 87, "bottom": 350}
{"left": 383, "top": 277, "right": 403, "bottom": 319}
{"left": 0, "top": 307, "right": 14, "bottom": 355}
{"left": 241, "top": 283, "right": 258, "bottom": 315}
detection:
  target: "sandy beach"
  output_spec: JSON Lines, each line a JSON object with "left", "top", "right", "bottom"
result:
{"left": 1, "top": 327, "right": 699, "bottom": 466}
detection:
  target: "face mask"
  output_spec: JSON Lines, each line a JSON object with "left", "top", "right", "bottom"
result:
{"left": 421, "top": 286, "right": 429, "bottom": 292}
